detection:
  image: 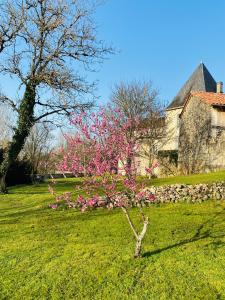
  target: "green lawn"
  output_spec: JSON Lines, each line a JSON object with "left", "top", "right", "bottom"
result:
{"left": 149, "top": 170, "right": 225, "bottom": 186}
{"left": 0, "top": 171, "right": 225, "bottom": 299}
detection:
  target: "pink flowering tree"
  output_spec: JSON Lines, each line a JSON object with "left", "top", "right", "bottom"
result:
{"left": 49, "top": 108, "right": 156, "bottom": 258}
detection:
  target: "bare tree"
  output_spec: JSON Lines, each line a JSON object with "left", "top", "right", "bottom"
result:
{"left": 0, "top": 0, "right": 113, "bottom": 192}
{"left": 0, "top": 1, "right": 24, "bottom": 53}
{"left": 110, "top": 80, "right": 167, "bottom": 175}
{"left": 111, "top": 80, "right": 159, "bottom": 120}
{"left": 137, "top": 114, "right": 166, "bottom": 175}
{"left": 21, "top": 123, "right": 53, "bottom": 178}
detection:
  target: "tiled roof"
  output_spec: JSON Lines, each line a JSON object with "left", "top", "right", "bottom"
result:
{"left": 191, "top": 92, "right": 225, "bottom": 106}
{"left": 167, "top": 63, "right": 217, "bottom": 110}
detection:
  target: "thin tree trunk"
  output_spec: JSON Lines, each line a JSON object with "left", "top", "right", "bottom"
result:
{"left": 122, "top": 206, "right": 149, "bottom": 258}
{"left": 134, "top": 218, "right": 149, "bottom": 258}
{"left": 0, "top": 82, "right": 36, "bottom": 193}
{"left": 126, "top": 156, "right": 132, "bottom": 178}
{"left": 122, "top": 206, "right": 138, "bottom": 239}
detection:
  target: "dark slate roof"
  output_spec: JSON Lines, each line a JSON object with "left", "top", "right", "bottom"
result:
{"left": 167, "top": 63, "right": 217, "bottom": 110}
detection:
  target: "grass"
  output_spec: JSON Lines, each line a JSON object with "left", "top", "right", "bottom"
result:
{"left": 0, "top": 171, "right": 225, "bottom": 299}
{"left": 149, "top": 169, "right": 225, "bottom": 186}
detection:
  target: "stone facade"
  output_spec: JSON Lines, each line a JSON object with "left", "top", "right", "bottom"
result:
{"left": 178, "top": 95, "right": 225, "bottom": 173}
{"left": 136, "top": 63, "right": 225, "bottom": 176}
{"left": 161, "top": 107, "right": 183, "bottom": 151}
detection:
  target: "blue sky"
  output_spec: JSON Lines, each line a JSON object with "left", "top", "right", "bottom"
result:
{"left": 91, "top": 0, "right": 225, "bottom": 105}
{"left": 1, "top": 0, "right": 225, "bottom": 108}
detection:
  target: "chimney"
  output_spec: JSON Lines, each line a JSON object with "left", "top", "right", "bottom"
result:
{"left": 216, "top": 81, "right": 223, "bottom": 93}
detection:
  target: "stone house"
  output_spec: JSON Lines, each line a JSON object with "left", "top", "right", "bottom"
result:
{"left": 178, "top": 91, "right": 225, "bottom": 173}
{"left": 136, "top": 63, "right": 225, "bottom": 176}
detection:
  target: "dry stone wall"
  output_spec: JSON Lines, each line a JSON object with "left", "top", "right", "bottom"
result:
{"left": 145, "top": 182, "right": 225, "bottom": 203}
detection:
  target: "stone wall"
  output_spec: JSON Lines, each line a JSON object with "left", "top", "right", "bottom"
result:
{"left": 145, "top": 181, "right": 225, "bottom": 203}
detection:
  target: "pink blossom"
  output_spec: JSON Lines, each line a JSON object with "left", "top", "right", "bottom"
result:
{"left": 50, "top": 106, "right": 157, "bottom": 211}
{"left": 49, "top": 204, "right": 58, "bottom": 209}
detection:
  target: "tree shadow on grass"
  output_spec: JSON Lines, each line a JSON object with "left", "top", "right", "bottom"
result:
{"left": 7, "top": 185, "right": 49, "bottom": 195}
{"left": 0, "top": 205, "right": 118, "bottom": 222}
{"left": 7, "top": 180, "right": 83, "bottom": 195}
{"left": 143, "top": 207, "right": 225, "bottom": 257}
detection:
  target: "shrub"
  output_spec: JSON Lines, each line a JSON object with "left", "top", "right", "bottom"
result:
{"left": 1, "top": 147, "right": 33, "bottom": 186}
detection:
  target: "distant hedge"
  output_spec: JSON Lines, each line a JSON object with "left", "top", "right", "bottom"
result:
{"left": 0, "top": 148, "right": 33, "bottom": 186}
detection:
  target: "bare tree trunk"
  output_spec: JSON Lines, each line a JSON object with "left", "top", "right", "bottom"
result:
{"left": 122, "top": 207, "right": 149, "bottom": 258}
{"left": 134, "top": 218, "right": 149, "bottom": 258}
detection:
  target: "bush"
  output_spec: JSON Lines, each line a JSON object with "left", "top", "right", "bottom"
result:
{"left": 0, "top": 148, "right": 33, "bottom": 186}
{"left": 6, "top": 160, "right": 33, "bottom": 186}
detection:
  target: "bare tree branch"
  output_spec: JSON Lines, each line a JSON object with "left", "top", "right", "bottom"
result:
{"left": 0, "top": 0, "right": 113, "bottom": 192}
